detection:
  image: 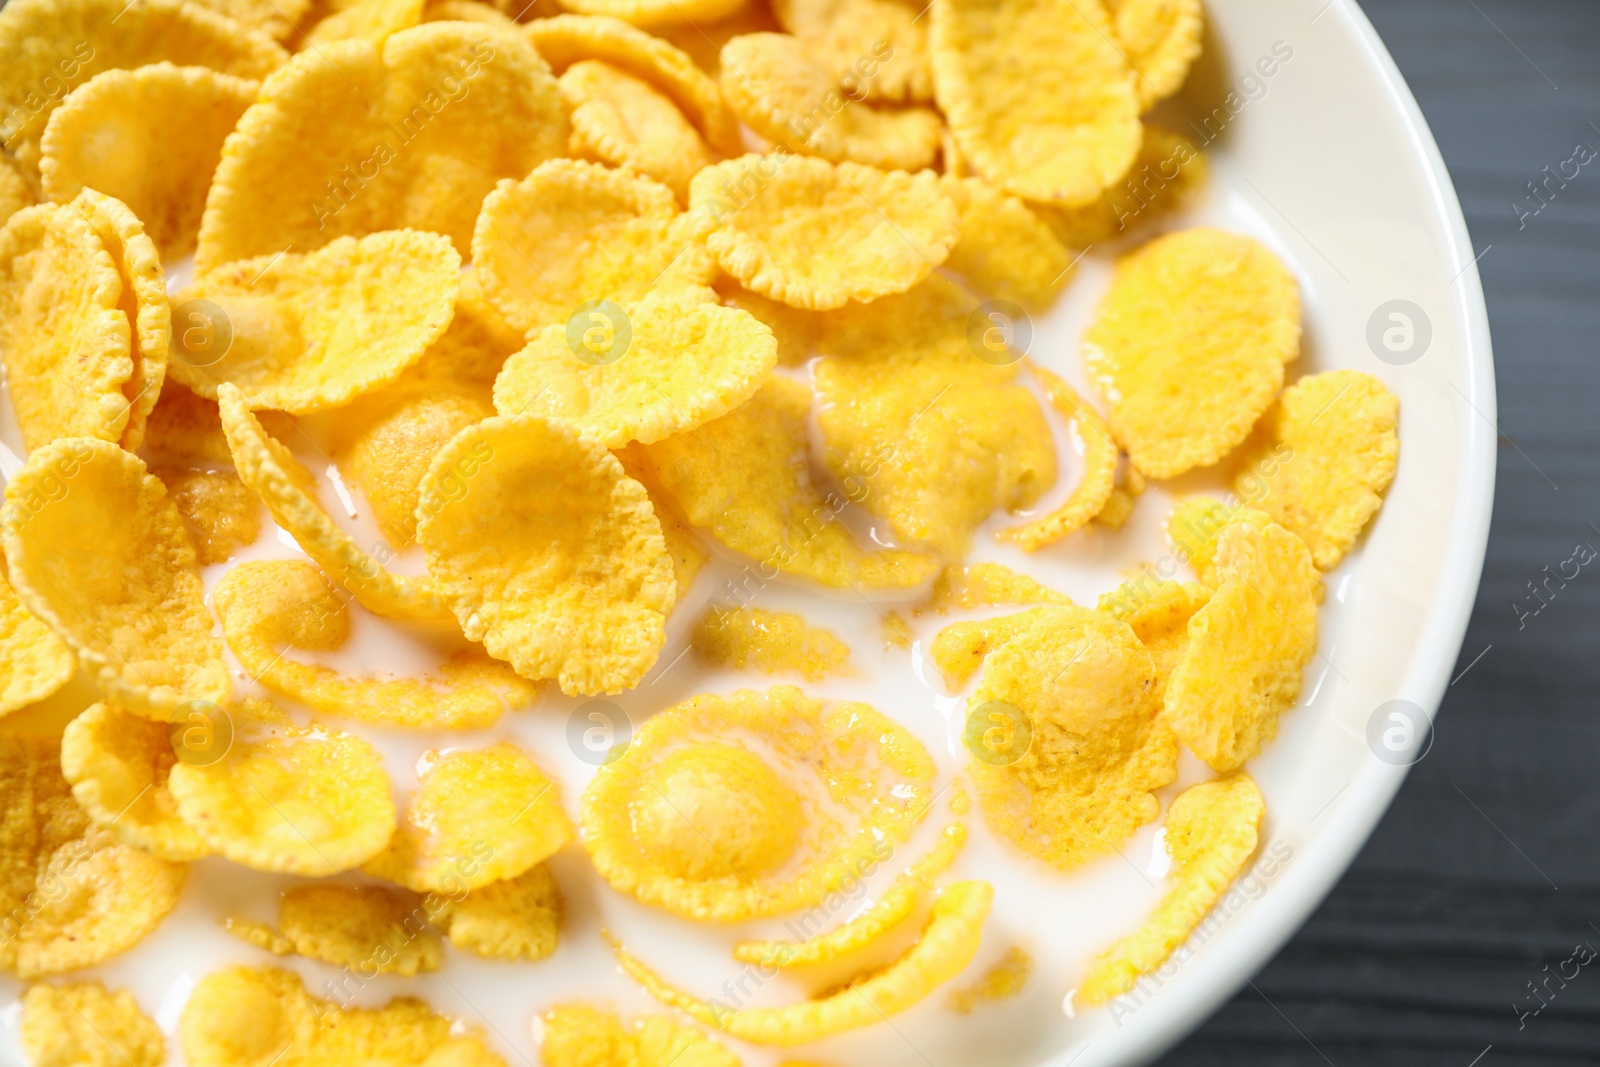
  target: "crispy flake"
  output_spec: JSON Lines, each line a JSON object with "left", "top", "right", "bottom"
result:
{"left": 0, "top": 568, "right": 74, "bottom": 718}
{"left": 1107, "top": 0, "right": 1203, "bottom": 109}
{"left": 241, "top": 884, "right": 442, "bottom": 975}
{"left": 155, "top": 468, "right": 261, "bottom": 565}
{"left": 998, "top": 362, "right": 1117, "bottom": 550}
{"left": 436, "top": 863, "right": 563, "bottom": 961}
{"left": 939, "top": 176, "right": 1075, "bottom": 307}
{"left": 772, "top": 0, "right": 930, "bottom": 102}
{"left": 21, "top": 981, "right": 164, "bottom": 1067}
{"left": 691, "top": 606, "right": 852, "bottom": 681}
{"left": 922, "top": 562, "right": 1069, "bottom": 615}
{"left": 560, "top": 60, "right": 715, "bottom": 202}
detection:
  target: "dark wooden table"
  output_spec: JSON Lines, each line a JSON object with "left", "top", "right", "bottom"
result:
{"left": 1161, "top": 1, "right": 1600, "bottom": 1064}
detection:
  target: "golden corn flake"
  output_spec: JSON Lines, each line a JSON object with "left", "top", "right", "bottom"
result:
{"left": 0, "top": 0, "right": 286, "bottom": 183}
{"left": 0, "top": 205, "right": 134, "bottom": 451}
{"left": 1166, "top": 496, "right": 1273, "bottom": 587}
{"left": 1092, "top": 462, "right": 1145, "bottom": 530}
{"left": 1165, "top": 520, "right": 1320, "bottom": 772}
{"left": 583, "top": 686, "right": 936, "bottom": 922}
{"left": 191, "top": 0, "right": 311, "bottom": 40}
{"left": 1034, "top": 124, "right": 1208, "bottom": 248}
{"left": 691, "top": 155, "right": 959, "bottom": 311}
{"left": 931, "top": 0, "right": 1139, "bottom": 206}
{"left": 1, "top": 153, "right": 31, "bottom": 223}
{"left": 1096, "top": 578, "right": 1209, "bottom": 703}
{"left": 718, "top": 281, "right": 820, "bottom": 367}
{"left": 474, "top": 160, "right": 710, "bottom": 337}
{"left": 691, "top": 606, "right": 852, "bottom": 681}
{"left": 306, "top": 0, "right": 424, "bottom": 46}
{"left": 0, "top": 733, "right": 186, "bottom": 978}
{"left": 950, "top": 944, "right": 1033, "bottom": 1013}
{"left": 615, "top": 443, "right": 709, "bottom": 607}
{"left": 967, "top": 606, "right": 1177, "bottom": 870}
{"left": 142, "top": 383, "right": 232, "bottom": 465}
{"left": 495, "top": 290, "right": 776, "bottom": 448}
{"left": 73, "top": 189, "right": 169, "bottom": 454}
{"left": 540, "top": 1003, "right": 739, "bottom": 1067}
{"left": 180, "top": 965, "right": 506, "bottom": 1067}
{"left": 560, "top": 60, "right": 715, "bottom": 202}
{"left": 196, "top": 22, "right": 566, "bottom": 270}
{"left": 415, "top": 415, "right": 675, "bottom": 695}
{"left": 734, "top": 821, "right": 966, "bottom": 967}
{"left": 21, "top": 982, "right": 164, "bottom": 1067}
{"left": 1231, "top": 369, "right": 1400, "bottom": 570}
{"left": 1108, "top": 0, "right": 1203, "bottom": 109}
{"left": 174, "top": 230, "right": 459, "bottom": 413}
{"left": 332, "top": 386, "right": 494, "bottom": 549}
{"left": 1085, "top": 228, "right": 1301, "bottom": 479}
{"left": 660, "top": 1, "right": 781, "bottom": 74}
{"left": 998, "top": 362, "right": 1117, "bottom": 550}
{"left": 556, "top": 0, "right": 744, "bottom": 36}
{"left": 168, "top": 700, "right": 396, "bottom": 875}
{"left": 154, "top": 468, "right": 261, "bottom": 566}
{"left": 615, "top": 879, "right": 993, "bottom": 1045}
{"left": 215, "top": 560, "right": 540, "bottom": 729}
{"left": 60, "top": 702, "right": 210, "bottom": 861}
{"left": 405, "top": 268, "right": 525, "bottom": 396}
{"left": 40, "top": 64, "right": 258, "bottom": 258}
{"left": 719, "top": 33, "right": 941, "bottom": 172}
{"left": 645, "top": 377, "right": 937, "bottom": 589}
{"left": 525, "top": 14, "right": 744, "bottom": 155}
{"left": 772, "top": 0, "right": 930, "bottom": 102}
{"left": 940, "top": 177, "right": 1076, "bottom": 308}
{"left": 1079, "top": 773, "right": 1263, "bottom": 1004}
{"left": 365, "top": 742, "right": 574, "bottom": 893}
{"left": 219, "top": 384, "right": 454, "bottom": 622}
{"left": 813, "top": 321, "right": 1056, "bottom": 555}
{"left": 923, "top": 562, "right": 1069, "bottom": 615}
{"left": 245, "top": 884, "right": 443, "bottom": 975}
{"left": 435, "top": 863, "right": 563, "bottom": 961}
{"left": 0, "top": 568, "right": 73, "bottom": 718}
{"left": 929, "top": 606, "right": 1051, "bottom": 689}
{"left": 2, "top": 438, "right": 229, "bottom": 719}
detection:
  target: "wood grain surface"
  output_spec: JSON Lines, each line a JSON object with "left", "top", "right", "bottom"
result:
{"left": 1161, "top": 1, "right": 1600, "bottom": 1064}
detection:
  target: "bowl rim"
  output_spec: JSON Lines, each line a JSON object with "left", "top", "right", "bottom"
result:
{"left": 1077, "top": 2, "right": 1498, "bottom": 1064}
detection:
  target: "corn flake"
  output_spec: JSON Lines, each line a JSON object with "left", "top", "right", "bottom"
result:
{"left": 1166, "top": 496, "right": 1273, "bottom": 586}
{"left": 1033, "top": 124, "right": 1208, "bottom": 247}
{"left": 734, "top": 821, "right": 966, "bottom": 967}
{"left": 180, "top": 965, "right": 505, "bottom": 1067}
{"left": 583, "top": 686, "right": 936, "bottom": 922}
{"left": 155, "top": 468, "right": 261, "bottom": 565}
{"left": 219, "top": 384, "right": 454, "bottom": 622}
{"left": 931, "top": 0, "right": 1139, "bottom": 206}
{"left": 998, "top": 362, "right": 1117, "bottom": 550}
{"left": 0, "top": 0, "right": 286, "bottom": 183}
{"left": 540, "top": 1003, "right": 739, "bottom": 1067}
{"left": 691, "top": 155, "right": 959, "bottom": 310}
{"left": 242, "top": 884, "right": 443, "bottom": 975}
{"left": 940, "top": 177, "right": 1075, "bottom": 308}
{"left": 645, "top": 377, "right": 938, "bottom": 589}
{"left": 560, "top": 60, "right": 715, "bottom": 202}
{"left": 306, "top": 0, "right": 424, "bottom": 45}
{"left": 949, "top": 944, "right": 1033, "bottom": 1013}
{"left": 61, "top": 702, "right": 210, "bottom": 861}
{"left": 365, "top": 742, "right": 574, "bottom": 892}
{"left": 930, "top": 607, "right": 1051, "bottom": 689}
{"left": 196, "top": 22, "right": 566, "bottom": 269}
{"left": 1231, "top": 369, "right": 1400, "bottom": 570}
{"left": 0, "top": 732, "right": 186, "bottom": 978}
{"left": 0, "top": 205, "right": 134, "bottom": 451}
{"left": 0, "top": 568, "right": 74, "bottom": 718}
{"left": 474, "top": 160, "right": 711, "bottom": 337}
{"left": 1079, "top": 773, "right": 1263, "bottom": 1004}
{"left": 1164, "top": 520, "right": 1320, "bottom": 772}
{"left": 1085, "top": 228, "right": 1300, "bottom": 479}
{"left": 415, "top": 414, "right": 675, "bottom": 695}
{"left": 495, "top": 289, "right": 776, "bottom": 448}
{"left": 1096, "top": 578, "right": 1209, "bottom": 704}
{"left": 615, "top": 880, "right": 992, "bottom": 1045}
{"left": 967, "top": 606, "right": 1177, "bottom": 870}
{"left": 556, "top": 0, "right": 745, "bottom": 33}
{"left": 615, "top": 443, "right": 709, "bottom": 607}
{"left": 525, "top": 15, "right": 744, "bottom": 155}
{"left": 142, "top": 383, "right": 233, "bottom": 466}
{"left": 215, "top": 560, "right": 540, "bottom": 729}
{"left": 21, "top": 981, "right": 163, "bottom": 1067}
{"left": 719, "top": 33, "right": 941, "bottom": 171}
{"left": 1108, "top": 0, "right": 1203, "bottom": 110}
{"left": 2, "top": 438, "right": 229, "bottom": 720}
{"left": 772, "top": 0, "right": 930, "bottom": 102}
{"left": 192, "top": 0, "right": 310, "bottom": 39}
{"left": 813, "top": 316, "right": 1056, "bottom": 554}
{"left": 174, "top": 230, "right": 459, "bottom": 413}
{"left": 923, "top": 562, "right": 1069, "bottom": 615}
{"left": 436, "top": 863, "right": 563, "bottom": 961}
{"left": 691, "top": 606, "right": 852, "bottom": 681}
{"left": 168, "top": 699, "right": 396, "bottom": 875}
{"left": 40, "top": 64, "right": 258, "bottom": 258}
